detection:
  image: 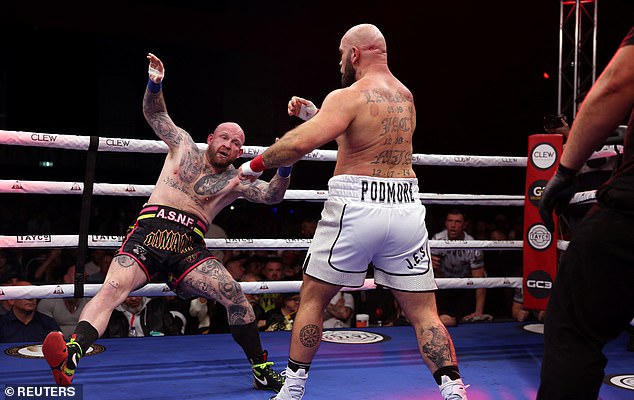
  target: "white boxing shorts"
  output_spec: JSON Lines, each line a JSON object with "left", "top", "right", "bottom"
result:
{"left": 303, "top": 175, "right": 437, "bottom": 292}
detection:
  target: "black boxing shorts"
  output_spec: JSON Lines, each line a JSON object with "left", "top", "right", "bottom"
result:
{"left": 117, "top": 204, "right": 215, "bottom": 290}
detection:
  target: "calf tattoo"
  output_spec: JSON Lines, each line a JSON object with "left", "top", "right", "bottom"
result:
{"left": 419, "top": 324, "right": 453, "bottom": 368}
{"left": 299, "top": 324, "right": 321, "bottom": 348}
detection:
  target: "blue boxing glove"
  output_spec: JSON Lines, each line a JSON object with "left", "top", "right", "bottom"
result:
{"left": 538, "top": 164, "right": 578, "bottom": 232}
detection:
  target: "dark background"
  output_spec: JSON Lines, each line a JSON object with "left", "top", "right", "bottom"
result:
{"left": 0, "top": 1, "right": 633, "bottom": 236}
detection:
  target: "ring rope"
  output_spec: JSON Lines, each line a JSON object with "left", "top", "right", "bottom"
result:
{"left": 0, "top": 277, "right": 523, "bottom": 300}
{"left": 0, "top": 130, "right": 527, "bottom": 168}
{"left": 0, "top": 235, "right": 524, "bottom": 250}
{"left": 0, "top": 180, "right": 525, "bottom": 206}
{"left": 1, "top": 129, "right": 621, "bottom": 165}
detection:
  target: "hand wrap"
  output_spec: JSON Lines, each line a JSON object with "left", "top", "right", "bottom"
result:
{"left": 240, "top": 155, "right": 266, "bottom": 178}
{"left": 298, "top": 103, "right": 319, "bottom": 121}
{"left": 147, "top": 78, "right": 162, "bottom": 94}
{"left": 277, "top": 165, "right": 292, "bottom": 178}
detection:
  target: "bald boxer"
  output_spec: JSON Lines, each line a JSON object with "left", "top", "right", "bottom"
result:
{"left": 43, "top": 53, "right": 290, "bottom": 393}
{"left": 240, "top": 23, "right": 468, "bottom": 400}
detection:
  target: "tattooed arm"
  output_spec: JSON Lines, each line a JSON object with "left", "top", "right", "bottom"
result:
{"left": 238, "top": 173, "right": 291, "bottom": 204}
{"left": 261, "top": 89, "right": 354, "bottom": 168}
{"left": 143, "top": 53, "right": 188, "bottom": 150}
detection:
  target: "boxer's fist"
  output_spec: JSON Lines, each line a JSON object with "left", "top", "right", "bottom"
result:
{"left": 238, "top": 156, "right": 265, "bottom": 182}
{"left": 288, "top": 96, "right": 318, "bottom": 121}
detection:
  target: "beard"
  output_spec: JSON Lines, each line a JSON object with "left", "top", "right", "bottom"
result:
{"left": 341, "top": 54, "right": 356, "bottom": 88}
{"left": 211, "top": 157, "right": 234, "bottom": 169}
{"left": 208, "top": 150, "right": 235, "bottom": 169}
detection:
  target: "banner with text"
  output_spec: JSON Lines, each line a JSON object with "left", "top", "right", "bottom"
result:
{"left": 522, "top": 134, "right": 562, "bottom": 310}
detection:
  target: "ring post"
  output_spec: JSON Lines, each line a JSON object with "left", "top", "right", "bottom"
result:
{"left": 522, "top": 134, "right": 563, "bottom": 310}
{"left": 75, "top": 135, "right": 99, "bottom": 298}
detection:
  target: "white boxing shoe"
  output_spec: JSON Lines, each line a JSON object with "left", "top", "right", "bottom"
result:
{"left": 438, "top": 375, "right": 469, "bottom": 400}
{"left": 269, "top": 367, "right": 308, "bottom": 400}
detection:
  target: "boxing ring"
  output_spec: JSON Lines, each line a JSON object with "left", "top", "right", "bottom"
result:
{"left": 1, "top": 130, "right": 633, "bottom": 399}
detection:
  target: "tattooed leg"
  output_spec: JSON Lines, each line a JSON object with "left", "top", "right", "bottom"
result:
{"left": 77, "top": 254, "right": 148, "bottom": 336}
{"left": 392, "top": 290, "right": 459, "bottom": 373}
{"left": 288, "top": 275, "right": 342, "bottom": 364}
{"left": 179, "top": 258, "right": 255, "bottom": 324}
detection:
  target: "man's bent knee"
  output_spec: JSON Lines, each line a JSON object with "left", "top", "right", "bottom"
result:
{"left": 96, "top": 278, "right": 134, "bottom": 306}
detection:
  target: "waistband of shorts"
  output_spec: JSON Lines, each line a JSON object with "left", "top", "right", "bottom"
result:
{"left": 137, "top": 204, "right": 207, "bottom": 238}
{"left": 327, "top": 175, "right": 420, "bottom": 204}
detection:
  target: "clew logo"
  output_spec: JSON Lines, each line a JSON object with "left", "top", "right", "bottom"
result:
{"left": 530, "top": 143, "right": 558, "bottom": 170}
{"left": 525, "top": 270, "right": 553, "bottom": 299}
{"left": 105, "top": 138, "right": 130, "bottom": 147}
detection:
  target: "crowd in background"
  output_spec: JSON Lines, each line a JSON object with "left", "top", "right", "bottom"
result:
{"left": 1, "top": 196, "right": 530, "bottom": 343}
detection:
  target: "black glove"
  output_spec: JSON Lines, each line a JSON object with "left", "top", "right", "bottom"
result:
{"left": 538, "top": 164, "right": 578, "bottom": 232}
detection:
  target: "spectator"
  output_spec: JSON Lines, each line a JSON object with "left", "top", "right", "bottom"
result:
{"left": 0, "top": 272, "right": 21, "bottom": 316}
{"left": 431, "top": 208, "right": 490, "bottom": 326}
{"left": 243, "top": 255, "right": 265, "bottom": 276}
{"left": 85, "top": 251, "right": 114, "bottom": 284}
{"left": 224, "top": 256, "right": 246, "bottom": 282}
{"left": 259, "top": 257, "right": 284, "bottom": 313}
{"left": 299, "top": 217, "right": 318, "bottom": 239}
{"left": 384, "top": 298, "right": 410, "bottom": 327}
{"left": 263, "top": 293, "right": 300, "bottom": 332}
{"left": 323, "top": 292, "right": 354, "bottom": 329}
{"left": 281, "top": 251, "right": 304, "bottom": 281}
{"left": 26, "top": 249, "right": 70, "bottom": 284}
{"left": 0, "top": 249, "right": 22, "bottom": 285}
{"left": 484, "top": 229, "right": 521, "bottom": 320}
{"left": 82, "top": 249, "right": 111, "bottom": 280}
{"left": 103, "top": 296, "right": 185, "bottom": 338}
{"left": 511, "top": 288, "right": 545, "bottom": 323}
{"left": 189, "top": 297, "right": 212, "bottom": 334}
{"left": 0, "top": 281, "right": 60, "bottom": 343}
{"left": 37, "top": 266, "right": 90, "bottom": 338}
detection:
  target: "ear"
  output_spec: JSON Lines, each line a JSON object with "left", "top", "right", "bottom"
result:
{"left": 238, "top": 148, "right": 244, "bottom": 157}
{"left": 207, "top": 133, "right": 214, "bottom": 144}
{"left": 351, "top": 46, "right": 360, "bottom": 63}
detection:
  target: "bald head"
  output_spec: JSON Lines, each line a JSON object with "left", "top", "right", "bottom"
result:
{"left": 342, "top": 24, "right": 387, "bottom": 55}
{"left": 213, "top": 122, "right": 245, "bottom": 139}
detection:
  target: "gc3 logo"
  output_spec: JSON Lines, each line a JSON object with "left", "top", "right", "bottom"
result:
{"left": 527, "top": 180, "right": 548, "bottom": 207}
{"left": 525, "top": 270, "right": 553, "bottom": 299}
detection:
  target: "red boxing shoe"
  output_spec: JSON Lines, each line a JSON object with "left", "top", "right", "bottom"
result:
{"left": 43, "top": 331, "right": 82, "bottom": 386}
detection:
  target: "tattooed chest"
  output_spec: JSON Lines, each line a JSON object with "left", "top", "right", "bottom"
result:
{"left": 163, "top": 169, "right": 234, "bottom": 206}
{"left": 194, "top": 174, "right": 233, "bottom": 196}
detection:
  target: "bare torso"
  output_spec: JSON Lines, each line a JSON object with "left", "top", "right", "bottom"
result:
{"left": 147, "top": 142, "right": 241, "bottom": 226}
{"left": 332, "top": 73, "right": 416, "bottom": 179}
{"left": 143, "top": 91, "right": 289, "bottom": 228}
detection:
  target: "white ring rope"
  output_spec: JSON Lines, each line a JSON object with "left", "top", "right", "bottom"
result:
{"left": 0, "top": 130, "right": 527, "bottom": 168}
{"left": 0, "top": 180, "right": 525, "bottom": 206}
{"left": 0, "top": 235, "right": 524, "bottom": 250}
{"left": 0, "top": 131, "right": 536, "bottom": 300}
{"left": 0, "top": 277, "right": 523, "bottom": 300}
